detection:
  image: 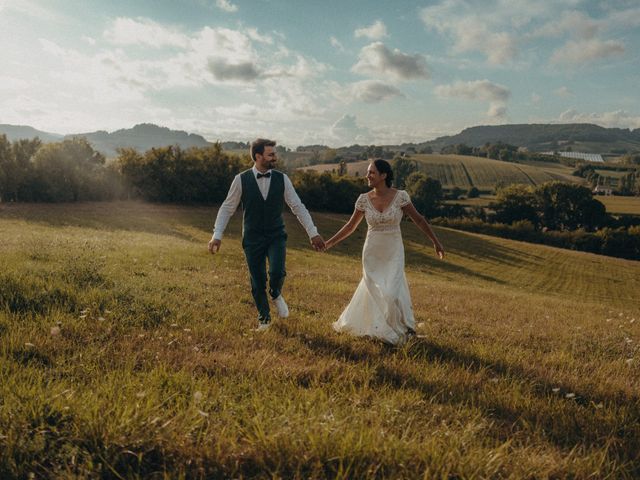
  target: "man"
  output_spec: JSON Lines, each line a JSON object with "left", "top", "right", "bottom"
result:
{"left": 208, "top": 138, "right": 325, "bottom": 331}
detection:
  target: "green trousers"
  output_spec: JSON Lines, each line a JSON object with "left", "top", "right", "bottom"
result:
{"left": 243, "top": 232, "right": 287, "bottom": 323}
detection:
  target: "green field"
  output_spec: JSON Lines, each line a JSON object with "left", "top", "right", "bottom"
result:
{"left": 301, "top": 154, "right": 583, "bottom": 191}
{"left": 1, "top": 202, "right": 640, "bottom": 478}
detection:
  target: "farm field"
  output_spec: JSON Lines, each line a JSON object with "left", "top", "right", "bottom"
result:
{"left": 597, "top": 195, "right": 640, "bottom": 215}
{"left": 1, "top": 202, "right": 639, "bottom": 478}
{"left": 300, "top": 154, "right": 584, "bottom": 191}
{"left": 444, "top": 194, "right": 640, "bottom": 217}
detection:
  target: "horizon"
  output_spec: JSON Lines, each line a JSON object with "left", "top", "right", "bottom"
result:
{"left": 3, "top": 120, "right": 639, "bottom": 150}
{"left": 1, "top": 0, "right": 639, "bottom": 147}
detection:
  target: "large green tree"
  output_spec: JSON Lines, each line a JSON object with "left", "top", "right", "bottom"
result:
{"left": 491, "top": 184, "right": 539, "bottom": 226}
{"left": 31, "top": 137, "right": 107, "bottom": 202}
{"left": 535, "top": 181, "right": 607, "bottom": 231}
{"left": 392, "top": 156, "right": 418, "bottom": 189}
{"left": 405, "top": 171, "right": 442, "bottom": 218}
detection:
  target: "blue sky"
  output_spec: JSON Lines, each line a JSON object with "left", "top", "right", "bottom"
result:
{"left": 1, "top": 0, "right": 638, "bottom": 147}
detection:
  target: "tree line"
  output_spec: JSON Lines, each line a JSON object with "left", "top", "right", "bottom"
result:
{"left": 1, "top": 135, "right": 638, "bottom": 260}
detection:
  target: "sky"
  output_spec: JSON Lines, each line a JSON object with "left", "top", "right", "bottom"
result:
{"left": 0, "top": 0, "right": 639, "bottom": 147}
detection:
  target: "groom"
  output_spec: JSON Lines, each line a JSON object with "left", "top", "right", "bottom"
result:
{"left": 208, "top": 138, "right": 325, "bottom": 330}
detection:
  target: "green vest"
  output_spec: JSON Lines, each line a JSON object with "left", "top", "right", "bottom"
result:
{"left": 240, "top": 169, "right": 285, "bottom": 241}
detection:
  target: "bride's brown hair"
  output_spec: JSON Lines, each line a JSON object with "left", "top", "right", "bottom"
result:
{"left": 372, "top": 159, "right": 394, "bottom": 187}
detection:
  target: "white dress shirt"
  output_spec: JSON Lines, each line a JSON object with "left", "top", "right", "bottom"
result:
{"left": 213, "top": 166, "right": 319, "bottom": 241}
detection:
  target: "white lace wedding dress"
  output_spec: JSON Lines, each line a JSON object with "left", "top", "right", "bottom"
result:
{"left": 333, "top": 190, "right": 415, "bottom": 345}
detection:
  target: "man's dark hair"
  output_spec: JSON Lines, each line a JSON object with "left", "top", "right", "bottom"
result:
{"left": 250, "top": 138, "right": 276, "bottom": 162}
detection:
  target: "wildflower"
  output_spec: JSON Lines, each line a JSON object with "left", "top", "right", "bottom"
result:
{"left": 552, "top": 388, "right": 560, "bottom": 393}
{"left": 97, "top": 316, "right": 105, "bottom": 322}
{"left": 565, "top": 393, "right": 575, "bottom": 399}
{"left": 50, "top": 326, "right": 60, "bottom": 336}
{"left": 193, "top": 391, "right": 203, "bottom": 402}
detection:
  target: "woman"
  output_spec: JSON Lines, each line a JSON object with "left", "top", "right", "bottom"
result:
{"left": 325, "top": 159, "right": 445, "bottom": 345}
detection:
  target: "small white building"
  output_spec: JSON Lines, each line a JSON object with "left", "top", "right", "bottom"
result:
{"left": 593, "top": 184, "right": 613, "bottom": 195}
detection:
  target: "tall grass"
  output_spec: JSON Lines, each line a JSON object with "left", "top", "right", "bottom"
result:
{"left": 1, "top": 202, "right": 639, "bottom": 478}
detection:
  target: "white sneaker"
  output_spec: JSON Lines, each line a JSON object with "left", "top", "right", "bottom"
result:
{"left": 255, "top": 322, "right": 271, "bottom": 332}
{"left": 273, "top": 295, "right": 289, "bottom": 318}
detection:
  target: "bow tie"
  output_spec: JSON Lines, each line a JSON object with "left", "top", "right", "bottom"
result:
{"left": 257, "top": 172, "right": 271, "bottom": 179}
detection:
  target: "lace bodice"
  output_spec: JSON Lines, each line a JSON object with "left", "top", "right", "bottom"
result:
{"left": 355, "top": 190, "right": 411, "bottom": 232}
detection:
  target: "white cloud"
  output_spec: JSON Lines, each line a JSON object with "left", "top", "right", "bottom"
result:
{"left": 603, "top": 6, "right": 640, "bottom": 29}
{"left": 558, "top": 109, "right": 640, "bottom": 129}
{"left": 216, "top": 0, "right": 238, "bottom": 13}
{"left": 246, "top": 28, "right": 273, "bottom": 45}
{"left": 531, "top": 11, "right": 600, "bottom": 40}
{"left": 435, "top": 79, "right": 510, "bottom": 119}
{"left": 551, "top": 38, "right": 625, "bottom": 65}
{"left": 434, "top": 79, "right": 510, "bottom": 103}
{"left": 215, "top": 103, "right": 260, "bottom": 118}
{"left": 0, "top": 75, "right": 29, "bottom": 90}
{"left": 330, "top": 114, "right": 372, "bottom": 144}
{"left": 554, "top": 86, "right": 573, "bottom": 97}
{"left": 531, "top": 92, "right": 542, "bottom": 104}
{"left": 330, "top": 36, "right": 345, "bottom": 52}
{"left": 487, "top": 103, "right": 507, "bottom": 119}
{"left": 350, "top": 80, "right": 404, "bottom": 103}
{"left": 352, "top": 42, "right": 429, "bottom": 81}
{"left": 420, "top": 2, "right": 517, "bottom": 65}
{"left": 104, "top": 17, "right": 189, "bottom": 48}
{"left": 354, "top": 20, "right": 388, "bottom": 40}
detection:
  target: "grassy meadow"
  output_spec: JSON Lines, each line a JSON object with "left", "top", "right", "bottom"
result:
{"left": 1, "top": 201, "right": 640, "bottom": 478}
{"left": 301, "top": 155, "right": 582, "bottom": 191}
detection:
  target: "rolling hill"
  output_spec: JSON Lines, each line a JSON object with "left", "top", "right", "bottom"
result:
{"left": 412, "top": 123, "right": 640, "bottom": 154}
{"left": 300, "top": 154, "right": 584, "bottom": 191}
{"left": 0, "top": 123, "right": 213, "bottom": 158}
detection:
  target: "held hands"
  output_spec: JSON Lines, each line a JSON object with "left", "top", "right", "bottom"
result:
{"left": 208, "top": 238, "right": 221, "bottom": 254}
{"left": 310, "top": 235, "right": 326, "bottom": 252}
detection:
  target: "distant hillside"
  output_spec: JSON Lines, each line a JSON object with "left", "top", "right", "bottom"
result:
{"left": 421, "top": 123, "right": 640, "bottom": 153}
{"left": 66, "top": 123, "right": 212, "bottom": 158}
{"left": 301, "top": 154, "right": 584, "bottom": 191}
{"left": 0, "top": 123, "right": 212, "bottom": 158}
{"left": 0, "top": 124, "right": 63, "bottom": 143}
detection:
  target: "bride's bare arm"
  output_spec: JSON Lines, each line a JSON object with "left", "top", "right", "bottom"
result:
{"left": 325, "top": 209, "right": 365, "bottom": 250}
{"left": 402, "top": 202, "right": 445, "bottom": 259}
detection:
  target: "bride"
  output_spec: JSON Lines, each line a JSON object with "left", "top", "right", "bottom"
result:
{"left": 325, "top": 159, "right": 445, "bottom": 345}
